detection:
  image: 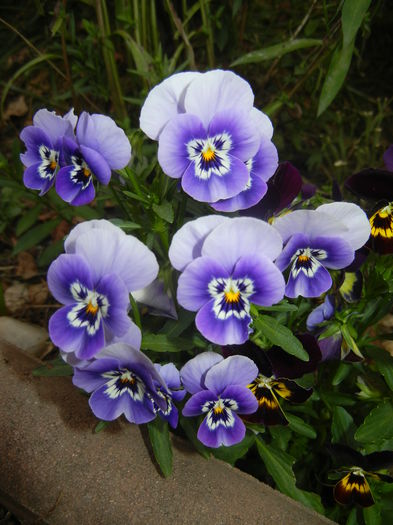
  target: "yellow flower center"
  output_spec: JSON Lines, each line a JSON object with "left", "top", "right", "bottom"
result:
{"left": 298, "top": 255, "right": 310, "bottom": 262}
{"left": 85, "top": 301, "right": 99, "bottom": 316}
{"left": 202, "top": 147, "right": 215, "bottom": 162}
{"left": 224, "top": 290, "right": 240, "bottom": 303}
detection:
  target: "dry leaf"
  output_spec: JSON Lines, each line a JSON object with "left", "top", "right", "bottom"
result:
{"left": 3, "top": 95, "right": 28, "bottom": 121}
{"left": 28, "top": 281, "right": 49, "bottom": 305}
{"left": 16, "top": 252, "right": 38, "bottom": 280}
{"left": 4, "top": 282, "right": 29, "bottom": 314}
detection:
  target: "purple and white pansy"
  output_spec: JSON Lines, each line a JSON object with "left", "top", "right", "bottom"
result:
{"left": 152, "top": 363, "right": 185, "bottom": 428}
{"left": 47, "top": 220, "right": 158, "bottom": 361}
{"left": 140, "top": 70, "right": 277, "bottom": 209}
{"left": 169, "top": 216, "right": 285, "bottom": 345}
{"left": 56, "top": 111, "right": 132, "bottom": 206}
{"left": 181, "top": 352, "right": 258, "bottom": 447}
{"left": 73, "top": 344, "right": 169, "bottom": 423}
{"left": 20, "top": 108, "right": 77, "bottom": 195}
{"left": 273, "top": 202, "right": 371, "bottom": 298}
{"left": 20, "top": 109, "right": 131, "bottom": 205}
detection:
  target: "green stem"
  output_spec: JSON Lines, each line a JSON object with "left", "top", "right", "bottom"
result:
{"left": 199, "top": 0, "right": 214, "bottom": 68}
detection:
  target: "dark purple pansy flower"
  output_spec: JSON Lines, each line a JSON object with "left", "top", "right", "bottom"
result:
{"left": 181, "top": 352, "right": 258, "bottom": 448}
{"left": 273, "top": 203, "right": 370, "bottom": 298}
{"left": 224, "top": 342, "right": 312, "bottom": 426}
{"left": 152, "top": 363, "right": 185, "bottom": 428}
{"left": 56, "top": 112, "right": 131, "bottom": 206}
{"left": 20, "top": 108, "right": 76, "bottom": 195}
{"left": 73, "top": 343, "right": 168, "bottom": 423}
{"left": 169, "top": 216, "right": 285, "bottom": 345}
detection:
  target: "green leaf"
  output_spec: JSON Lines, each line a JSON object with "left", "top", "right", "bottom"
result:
{"left": 253, "top": 315, "right": 308, "bottom": 361}
{"left": 33, "top": 361, "right": 73, "bottom": 377}
{"left": 212, "top": 433, "right": 255, "bottom": 465}
{"left": 94, "top": 420, "right": 109, "bottom": 433}
{"left": 152, "top": 201, "right": 174, "bottom": 224}
{"left": 15, "top": 205, "right": 42, "bottom": 236}
{"left": 287, "top": 413, "right": 316, "bottom": 439}
{"left": 342, "top": 0, "right": 372, "bottom": 48}
{"left": 147, "top": 417, "right": 173, "bottom": 477}
{"left": 363, "top": 503, "right": 381, "bottom": 525}
{"left": 159, "top": 310, "right": 195, "bottom": 338}
{"left": 369, "top": 347, "right": 393, "bottom": 391}
{"left": 231, "top": 38, "right": 322, "bottom": 66}
{"left": 257, "top": 301, "right": 298, "bottom": 313}
{"left": 12, "top": 219, "right": 61, "bottom": 255}
{"left": 141, "top": 333, "right": 194, "bottom": 352}
{"left": 109, "top": 218, "right": 141, "bottom": 231}
{"left": 331, "top": 406, "right": 355, "bottom": 445}
{"left": 346, "top": 508, "right": 358, "bottom": 525}
{"left": 317, "top": 40, "right": 355, "bottom": 116}
{"left": 256, "top": 439, "right": 324, "bottom": 513}
{"left": 355, "top": 400, "right": 393, "bottom": 444}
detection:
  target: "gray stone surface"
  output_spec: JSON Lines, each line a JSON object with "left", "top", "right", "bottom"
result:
{"left": 0, "top": 334, "right": 335, "bottom": 525}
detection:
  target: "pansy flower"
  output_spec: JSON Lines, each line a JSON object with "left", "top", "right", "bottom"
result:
{"left": 181, "top": 352, "right": 258, "bottom": 447}
{"left": 73, "top": 343, "right": 168, "bottom": 423}
{"left": 345, "top": 145, "right": 393, "bottom": 254}
{"left": 224, "top": 341, "right": 312, "bottom": 426}
{"left": 151, "top": 363, "right": 185, "bottom": 428}
{"left": 48, "top": 220, "right": 158, "bottom": 360}
{"left": 273, "top": 202, "right": 370, "bottom": 298}
{"left": 20, "top": 108, "right": 77, "bottom": 194}
{"left": 56, "top": 111, "right": 131, "bottom": 206}
{"left": 141, "top": 70, "right": 277, "bottom": 207}
{"left": 169, "top": 216, "right": 285, "bottom": 345}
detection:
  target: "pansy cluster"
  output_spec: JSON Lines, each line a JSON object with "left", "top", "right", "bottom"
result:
{"left": 20, "top": 108, "right": 131, "bottom": 205}
{"left": 18, "top": 68, "right": 393, "bottom": 518}
{"left": 140, "top": 70, "right": 278, "bottom": 210}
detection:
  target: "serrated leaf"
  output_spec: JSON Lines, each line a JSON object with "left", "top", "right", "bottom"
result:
{"left": 287, "top": 413, "right": 316, "bottom": 439}
{"left": 12, "top": 219, "right": 61, "bottom": 255}
{"left": 253, "top": 315, "right": 308, "bottom": 361}
{"left": 15, "top": 205, "right": 42, "bottom": 236}
{"left": 147, "top": 417, "right": 173, "bottom": 477}
{"left": 355, "top": 401, "right": 393, "bottom": 444}
{"left": 141, "top": 333, "right": 194, "bottom": 352}
{"left": 152, "top": 201, "right": 174, "bottom": 224}
{"left": 212, "top": 433, "right": 255, "bottom": 465}
{"left": 317, "top": 41, "right": 355, "bottom": 116}
{"left": 342, "top": 0, "right": 372, "bottom": 48}
{"left": 231, "top": 38, "right": 322, "bottom": 66}
{"left": 256, "top": 439, "right": 323, "bottom": 513}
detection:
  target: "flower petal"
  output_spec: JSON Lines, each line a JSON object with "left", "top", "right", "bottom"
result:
{"left": 182, "top": 389, "right": 218, "bottom": 416}
{"left": 198, "top": 411, "right": 246, "bottom": 448}
{"left": 204, "top": 355, "right": 258, "bottom": 395}
{"left": 211, "top": 169, "right": 268, "bottom": 212}
{"left": 250, "top": 108, "right": 274, "bottom": 140}
{"left": 47, "top": 253, "right": 94, "bottom": 305}
{"left": 180, "top": 351, "right": 223, "bottom": 394}
{"left": 168, "top": 215, "right": 229, "bottom": 272}
{"left": 177, "top": 256, "right": 229, "bottom": 311}
{"left": 221, "top": 385, "right": 258, "bottom": 414}
{"left": 140, "top": 71, "right": 202, "bottom": 140}
{"left": 286, "top": 260, "right": 332, "bottom": 298}
{"left": 80, "top": 145, "right": 111, "bottom": 185}
{"left": 33, "top": 108, "right": 75, "bottom": 142}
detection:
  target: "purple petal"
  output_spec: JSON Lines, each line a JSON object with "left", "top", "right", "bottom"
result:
{"left": 251, "top": 136, "right": 279, "bottom": 183}
{"left": 48, "top": 305, "right": 85, "bottom": 353}
{"left": 72, "top": 357, "right": 120, "bottom": 391}
{"left": 316, "top": 202, "right": 370, "bottom": 251}
{"left": 306, "top": 295, "right": 335, "bottom": 331}
{"left": 182, "top": 389, "right": 218, "bottom": 416}
{"left": 318, "top": 334, "right": 342, "bottom": 361}
{"left": 208, "top": 110, "right": 260, "bottom": 161}
{"left": 275, "top": 233, "right": 311, "bottom": 271}
{"left": 177, "top": 256, "right": 229, "bottom": 311}
{"left": 157, "top": 113, "right": 205, "bottom": 179}
{"left": 33, "top": 108, "right": 75, "bottom": 142}
{"left": 180, "top": 351, "right": 223, "bottom": 394}
{"left": 184, "top": 70, "right": 254, "bottom": 129}
{"left": 204, "top": 355, "right": 258, "bottom": 395}
{"left": 211, "top": 171, "right": 268, "bottom": 212}
{"left": 80, "top": 145, "right": 111, "bottom": 185}
{"left": 77, "top": 112, "right": 131, "bottom": 169}
{"left": 154, "top": 362, "right": 181, "bottom": 392}
{"left": 383, "top": 145, "right": 393, "bottom": 171}
{"left": 250, "top": 108, "right": 274, "bottom": 140}
{"left": 23, "top": 161, "right": 53, "bottom": 193}
{"left": 132, "top": 279, "right": 177, "bottom": 319}
{"left": 202, "top": 217, "right": 283, "bottom": 274}
{"left": 310, "top": 236, "right": 354, "bottom": 269}
{"left": 69, "top": 179, "right": 96, "bottom": 207}
{"left": 20, "top": 126, "right": 53, "bottom": 166}
{"left": 47, "top": 253, "right": 94, "bottom": 305}
{"left": 55, "top": 165, "right": 85, "bottom": 204}
{"left": 168, "top": 215, "right": 229, "bottom": 272}
{"left": 195, "top": 299, "right": 251, "bottom": 345}
{"left": 345, "top": 168, "right": 393, "bottom": 200}
{"left": 64, "top": 108, "right": 78, "bottom": 130}
{"left": 286, "top": 261, "right": 332, "bottom": 298}
{"left": 221, "top": 385, "right": 258, "bottom": 414}
{"left": 77, "top": 323, "right": 106, "bottom": 360}
{"left": 65, "top": 219, "right": 125, "bottom": 253}
{"left": 181, "top": 154, "right": 249, "bottom": 203}
{"left": 198, "top": 412, "right": 246, "bottom": 448}
{"left": 89, "top": 385, "right": 155, "bottom": 423}
{"left": 140, "top": 71, "right": 202, "bottom": 140}
{"left": 232, "top": 254, "right": 285, "bottom": 306}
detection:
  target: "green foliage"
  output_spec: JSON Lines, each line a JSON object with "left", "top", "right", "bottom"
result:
{"left": 253, "top": 315, "right": 308, "bottom": 361}
{"left": 147, "top": 417, "right": 173, "bottom": 478}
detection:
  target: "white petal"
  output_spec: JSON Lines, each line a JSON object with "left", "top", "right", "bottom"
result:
{"left": 316, "top": 202, "right": 371, "bottom": 250}
{"left": 65, "top": 219, "right": 125, "bottom": 253}
{"left": 250, "top": 107, "right": 274, "bottom": 140}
